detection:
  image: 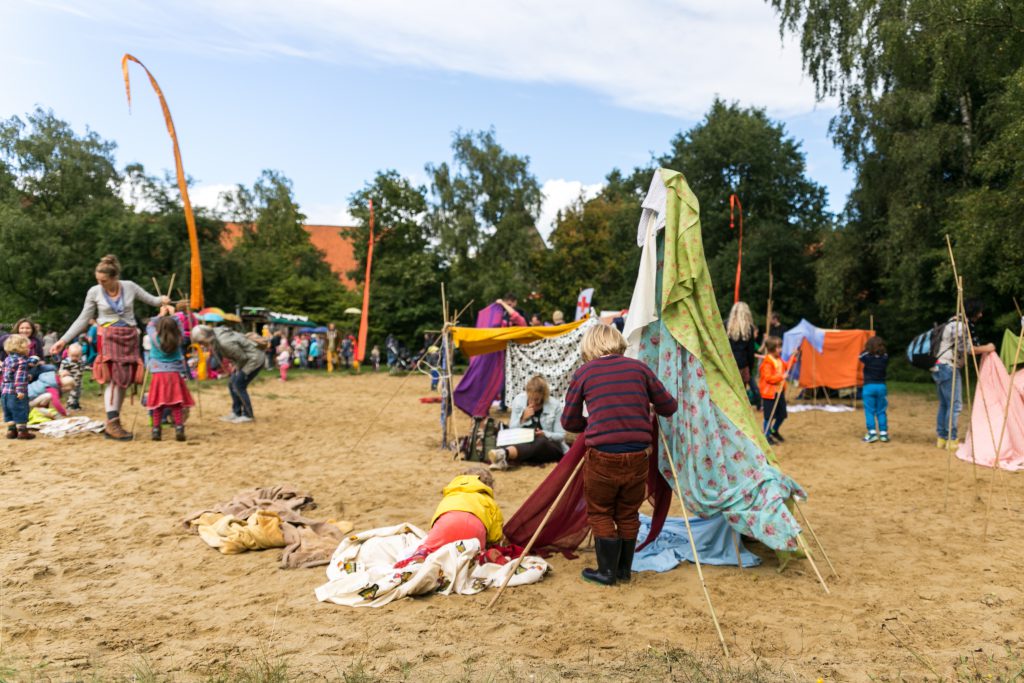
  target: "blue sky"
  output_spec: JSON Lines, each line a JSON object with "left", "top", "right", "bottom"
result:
{"left": 2, "top": 1, "right": 851, "bottom": 237}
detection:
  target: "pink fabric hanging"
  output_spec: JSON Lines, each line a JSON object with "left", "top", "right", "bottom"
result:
{"left": 957, "top": 355, "right": 1024, "bottom": 471}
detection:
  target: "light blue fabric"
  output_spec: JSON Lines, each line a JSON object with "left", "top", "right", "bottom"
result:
{"left": 27, "top": 370, "right": 57, "bottom": 401}
{"left": 781, "top": 319, "right": 826, "bottom": 382}
{"left": 634, "top": 514, "right": 761, "bottom": 571}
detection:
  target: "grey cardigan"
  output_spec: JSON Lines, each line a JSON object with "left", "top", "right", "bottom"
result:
{"left": 212, "top": 327, "right": 266, "bottom": 375}
{"left": 60, "top": 281, "right": 162, "bottom": 344}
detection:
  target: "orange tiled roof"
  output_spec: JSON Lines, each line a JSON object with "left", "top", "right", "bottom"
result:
{"left": 222, "top": 222, "right": 358, "bottom": 289}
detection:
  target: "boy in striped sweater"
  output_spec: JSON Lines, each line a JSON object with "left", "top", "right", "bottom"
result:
{"left": 562, "top": 324, "right": 678, "bottom": 586}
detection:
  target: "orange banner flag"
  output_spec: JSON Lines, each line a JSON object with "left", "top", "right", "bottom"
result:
{"left": 122, "top": 54, "right": 204, "bottom": 309}
{"left": 356, "top": 200, "right": 374, "bottom": 362}
{"left": 729, "top": 193, "right": 743, "bottom": 304}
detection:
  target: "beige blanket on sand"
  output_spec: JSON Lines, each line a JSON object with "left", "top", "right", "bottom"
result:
{"left": 182, "top": 486, "right": 354, "bottom": 569}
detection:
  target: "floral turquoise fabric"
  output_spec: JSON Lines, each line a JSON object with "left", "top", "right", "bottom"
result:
{"left": 638, "top": 169, "right": 807, "bottom": 551}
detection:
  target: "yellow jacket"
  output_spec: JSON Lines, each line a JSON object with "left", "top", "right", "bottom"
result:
{"left": 431, "top": 475, "right": 504, "bottom": 545}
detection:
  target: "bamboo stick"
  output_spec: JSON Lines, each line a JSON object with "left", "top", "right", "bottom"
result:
{"left": 658, "top": 427, "right": 730, "bottom": 657}
{"left": 793, "top": 500, "right": 838, "bottom": 579}
{"left": 983, "top": 325, "right": 1024, "bottom": 538}
{"left": 732, "top": 531, "right": 744, "bottom": 569}
{"left": 796, "top": 533, "right": 830, "bottom": 595}
{"left": 943, "top": 283, "right": 962, "bottom": 513}
{"left": 487, "top": 455, "right": 586, "bottom": 610}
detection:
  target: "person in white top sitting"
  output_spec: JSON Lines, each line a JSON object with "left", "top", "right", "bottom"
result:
{"left": 487, "top": 375, "right": 567, "bottom": 470}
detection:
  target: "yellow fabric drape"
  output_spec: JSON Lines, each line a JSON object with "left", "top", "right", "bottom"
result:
{"left": 450, "top": 319, "right": 588, "bottom": 357}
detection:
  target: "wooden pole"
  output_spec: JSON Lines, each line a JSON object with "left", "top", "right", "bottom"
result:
{"left": 796, "top": 533, "right": 830, "bottom": 595}
{"left": 732, "top": 531, "right": 744, "bottom": 569}
{"left": 657, "top": 427, "right": 730, "bottom": 657}
{"left": 793, "top": 500, "right": 838, "bottom": 578}
{"left": 943, "top": 282, "right": 962, "bottom": 512}
{"left": 982, "top": 325, "right": 1024, "bottom": 537}
{"left": 765, "top": 259, "right": 774, "bottom": 336}
{"left": 487, "top": 455, "right": 586, "bottom": 610}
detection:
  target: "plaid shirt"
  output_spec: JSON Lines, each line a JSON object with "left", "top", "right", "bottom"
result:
{"left": 2, "top": 354, "right": 29, "bottom": 396}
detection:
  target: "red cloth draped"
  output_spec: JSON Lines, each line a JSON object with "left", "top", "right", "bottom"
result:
{"left": 504, "top": 420, "right": 672, "bottom": 553}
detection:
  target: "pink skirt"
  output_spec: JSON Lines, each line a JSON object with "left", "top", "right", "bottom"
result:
{"left": 147, "top": 371, "right": 195, "bottom": 410}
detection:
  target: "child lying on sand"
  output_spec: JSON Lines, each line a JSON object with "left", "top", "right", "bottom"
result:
{"left": 394, "top": 467, "right": 504, "bottom": 568}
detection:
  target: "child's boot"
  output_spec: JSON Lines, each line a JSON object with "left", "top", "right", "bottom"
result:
{"left": 879, "top": 431, "right": 890, "bottom": 443}
{"left": 175, "top": 425, "right": 186, "bottom": 442}
{"left": 151, "top": 425, "right": 161, "bottom": 441}
{"left": 617, "top": 538, "right": 636, "bottom": 582}
{"left": 581, "top": 538, "right": 621, "bottom": 586}
{"left": 863, "top": 430, "right": 878, "bottom": 443}
{"left": 16, "top": 426, "right": 35, "bottom": 440}
{"left": 6, "top": 424, "right": 16, "bottom": 439}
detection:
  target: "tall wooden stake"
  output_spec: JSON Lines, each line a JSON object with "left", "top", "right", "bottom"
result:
{"left": 983, "top": 325, "right": 1024, "bottom": 538}
{"left": 658, "top": 427, "right": 730, "bottom": 657}
{"left": 793, "top": 500, "right": 838, "bottom": 578}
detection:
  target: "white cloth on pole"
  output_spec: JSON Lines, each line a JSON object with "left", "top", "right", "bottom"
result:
{"left": 624, "top": 170, "right": 668, "bottom": 357}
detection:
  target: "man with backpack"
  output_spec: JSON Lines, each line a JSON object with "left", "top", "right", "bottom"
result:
{"left": 931, "top": 299, "right": 995, "bottom": 449}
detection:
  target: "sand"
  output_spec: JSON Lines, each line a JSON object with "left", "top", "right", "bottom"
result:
{"left": 1, "top": 372, "right": 1022, "bottom": 681}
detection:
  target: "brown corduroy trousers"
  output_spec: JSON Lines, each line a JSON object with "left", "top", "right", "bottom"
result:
{"left": 583, "top": 448, "right": 649, "bottom": 540}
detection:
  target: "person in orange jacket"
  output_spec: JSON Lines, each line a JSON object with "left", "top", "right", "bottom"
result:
{"left": 758, "top": 336, "right": 798, "bottom": 445}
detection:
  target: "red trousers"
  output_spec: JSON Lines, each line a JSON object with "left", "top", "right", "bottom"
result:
{"left": 583, "top": 448, "right": 649, "bottom": 540}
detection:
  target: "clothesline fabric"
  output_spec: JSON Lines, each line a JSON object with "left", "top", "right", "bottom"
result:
{"left": 504, "top": 319, "right": 597, "bottom": 402}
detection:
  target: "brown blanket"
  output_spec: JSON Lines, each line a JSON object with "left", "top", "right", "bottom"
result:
{"left": 182, "top": 486, "right": 353, "bottom": 569}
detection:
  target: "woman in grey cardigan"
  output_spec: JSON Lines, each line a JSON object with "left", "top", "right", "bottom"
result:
{"left": 51, "top": 254, "right": 170, "bottom": 440}
{"left": 191, "top": 325, "right": 265, "bottom": 423}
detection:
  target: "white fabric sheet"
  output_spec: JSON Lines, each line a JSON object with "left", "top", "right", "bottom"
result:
{"left": 314, "top": 523, "right": 548, "bottom": 608}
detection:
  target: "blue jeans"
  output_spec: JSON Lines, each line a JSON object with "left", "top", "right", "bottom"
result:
{"left": 932, "top": 364, "right": 963, "bottom": 439}
{"left": 229, "top": 367, "right": 261, "bottom": 418}
{"left": 862, "top": 383, "right": 888, "bottom": 432}
{"left": 2, "top": 394, "right": 29, "bottom": 425}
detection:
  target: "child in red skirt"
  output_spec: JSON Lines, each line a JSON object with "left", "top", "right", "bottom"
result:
{"left": 146, "top": 314, "right": 194, "bottom": 442}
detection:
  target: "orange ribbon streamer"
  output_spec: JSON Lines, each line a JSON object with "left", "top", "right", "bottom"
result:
{"left": 729, "top": 193, "right": 743, "bottom": 304}
{"left": 122, "top": 54, "right": 204, "bottom": 309}
{"left": 356, "top": 200, "right": 374, "bottom": 363}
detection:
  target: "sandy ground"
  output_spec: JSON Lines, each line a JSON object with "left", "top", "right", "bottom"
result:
{"left": 1, "top": 371, "right": 1022, "bottom": 681}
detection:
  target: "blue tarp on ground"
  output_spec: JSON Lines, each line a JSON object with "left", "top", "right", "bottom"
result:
{"left": 633, "top": 513, "right": 761, "bottom": 572}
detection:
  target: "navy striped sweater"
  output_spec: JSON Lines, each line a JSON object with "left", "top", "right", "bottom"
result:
{"left": 561, "top": 355, "right": 678, "bottom": 449}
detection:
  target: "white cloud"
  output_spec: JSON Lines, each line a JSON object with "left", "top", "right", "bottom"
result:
{"left": 303, "top": 203, "right": 356, "bottom": 226}
{"left": 538, "top": 179, "right": 603, "bottom": 243}
{"left": 76, "top": 0, "right": 824, "bottom": 119}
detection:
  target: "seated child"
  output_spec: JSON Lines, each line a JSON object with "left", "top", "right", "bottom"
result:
{"left": 394, "top": 467, "right": 504, "bottom": 568}
{"left": 59, "top": 343, "right": 86, "bottom": 410}
{"left": 27, "top": 368, "right": 75, "bottom": 415}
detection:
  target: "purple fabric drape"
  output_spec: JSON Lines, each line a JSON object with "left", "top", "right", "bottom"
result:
{"left": 453, "top": 304, "right": 506, "bottom": 418}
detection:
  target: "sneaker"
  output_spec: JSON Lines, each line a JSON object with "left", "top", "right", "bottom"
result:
{"left": 863, "top": 431, "right": 878, "bottom": 443}
{"left": 231, "top": 415, "right": 254, "bottom": 424}
{"left": 936, "top": 438, "right": 947, "bottom": 449}
{"left": 879, "top": 432, "right": 890, "bottom": 443}
{"left": 771, "top": 430, "right": 785, "bottom": 443}
{"left": 764, "top": 433, "right": 778, "bottom": 446}
{"left": 487, "top": 448, "right": 509, "bottom": 471}
{"left": 219, "top": 414, "right": 240, "bottom": 423}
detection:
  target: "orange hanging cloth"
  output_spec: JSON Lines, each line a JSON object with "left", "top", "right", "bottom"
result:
{"left": 356, "top": 200, "right": 374, "bottom": 363}
{"left": 121, "top": 54, "right": 204, "bottom": 309}
{"left": 729, "top": 193, "right": 743, "bottom": 304}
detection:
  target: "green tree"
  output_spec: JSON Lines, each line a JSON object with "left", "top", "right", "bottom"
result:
{"left": 541, "top": 168, "right": 649, "bottom": 315}
{"left": 427, "top": 129, "right": 544, "bottom": 310}
{"left": 0, "top": 109, "right": 137, "bottom": 329}
{"left": 770, "top": 0, "right": 1024, "bottom": 339}
{"left": 659, "top": 99, "right": 831, "bottom": 326}
{"left": 346, "top": 170, "right": 440, "bottom": 347}
{"left": 222, "top": 170, "right": 354, "bottom": 321}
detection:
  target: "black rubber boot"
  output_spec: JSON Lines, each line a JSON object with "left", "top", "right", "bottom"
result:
{"left": 617, "top": 538, "right": 637, "bottom": 582}
{"left": 581, "top": 537, "right": 621, "bottom": 586}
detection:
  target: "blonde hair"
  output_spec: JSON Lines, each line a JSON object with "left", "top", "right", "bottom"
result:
{"left": 525, "top": 375, "right": 550, "bottom": 404}
{"left": 95, "top": 254, "right": 121, "bottom": 278}
{"left": 551, "top": 310, "right": 565, "bottom": 325}
{"left": 726, "top": 302, "right": 754, "bottom": 341}
{"left": 581, "top": 324, "right": 626, "bottom": 361}
{"left": 3, "top": 334, "right": 29, "bottom": 356}
{"left": 461, "top": 466, "right": 494, "bottom": 489}
{"left": 763, "top": 335, "right": 782, "bottom": 353}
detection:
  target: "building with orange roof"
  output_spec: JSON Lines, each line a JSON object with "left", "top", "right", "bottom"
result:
{"left": 222, "top": 222, "right": 358, "bottom": 289}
